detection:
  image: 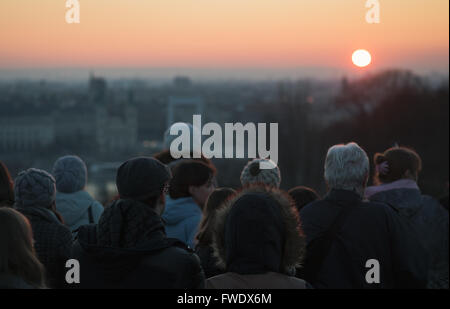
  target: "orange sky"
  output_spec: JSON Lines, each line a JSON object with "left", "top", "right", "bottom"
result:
{"left": 0, "top": 0, "right": 448, "bottom": 73}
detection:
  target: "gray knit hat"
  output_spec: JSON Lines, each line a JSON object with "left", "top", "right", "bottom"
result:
{"left": 240, "top": 159, "right": 281, "bottom": 188}
{"left": 52, "top": 155, "right": 87, "bottom": 193}
{"left": 14, "top": 168, "right": 56, "bottom": 209}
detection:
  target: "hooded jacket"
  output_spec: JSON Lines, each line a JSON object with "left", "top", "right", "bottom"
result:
{"left": 162, "top": 196, "right": 202, "bottom": 249}
{"left": 206, "top": 186, "right": 308, "bottom": 289}
{"left": 300, "top": 189, "right": 429, "bottom": 289}
{"left": 70, "top": 198, "right": 205, "bottom": 289}
{"left": 55, "top": 190, "right": 103, "bottom": 236}
{"left": 369, "top": 186, "right": 449, "bottom": 289}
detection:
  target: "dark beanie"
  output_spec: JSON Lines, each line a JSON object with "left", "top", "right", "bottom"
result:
{"left": 116, "top": 157, "right": 171, "bottom": 201}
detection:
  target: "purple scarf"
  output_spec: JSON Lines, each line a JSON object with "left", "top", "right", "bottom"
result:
{"left": 365, "top": 179, "right": 420, "bottom": 199}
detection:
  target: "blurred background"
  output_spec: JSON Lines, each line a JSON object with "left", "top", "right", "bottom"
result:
{"left": 0, "top": 0, "right": 448, "bottom": 204}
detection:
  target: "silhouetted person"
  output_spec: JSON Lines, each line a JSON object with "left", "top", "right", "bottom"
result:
{"left": 52, "top": 155, "right": 104, "bottom": 238}
{"left": 288, "top": 186, "right": 320, "bottom": 213}
{"left": 0, "top": 207, "right": 46, "bottom": 289}
{"left": 300, "top": 142, "right": 428, "bottom": 288}
{"left": 71, "top": 157, "right": 205, "bottom": 288}
{"left": 0, "top": 161, "right": 14, "bottom": 207}
{"left": 195, "top": 187, "right": 236, "bottom": 278}
{"left": 162, "top": 160, "right": 216, "bottom": 249}
{"left": 13, "top": 168, "right": 72, "bottom": 288}
{"left": 206, "top": 186, "right": 308, "bottom": 289}
{"left": 366, "top": 147, "right": 449, "bottom": 289}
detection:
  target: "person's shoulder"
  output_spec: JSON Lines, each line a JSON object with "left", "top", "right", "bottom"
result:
{"left": 420, "top": 194, "right": 449, "bottom": 221}
{"left": 361, "top": 199, "right": 397, "bottom": 214}
{"left": 300, "top": 199, "right": 327, "bottom": 216}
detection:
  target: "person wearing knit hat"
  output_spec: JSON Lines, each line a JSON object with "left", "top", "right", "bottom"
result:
{"left": 52, "top": 155, "right": 104, "bottom": 236}
{"left": 14, "top": 168, "right": 57, "bottom": 209}
{"left": 70, "top": 156, "right": 205, "bottom": 288}
{"left": 13, "top": 168, "right": 72, "bottom": 288}
{"left": 240, "top": 158, "right": 281, "bottom": 188}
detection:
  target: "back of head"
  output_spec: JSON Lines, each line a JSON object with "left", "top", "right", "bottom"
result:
{"left": 169, "top": 160, "right": 216, "bottom": 199}
{"left": 288, "top": 186, "right": 320, "bottom": 212}
{"left": 14, "top": 168, "right": 56, "bottom": 209}
{"left": 374, "top": 147, "right": 422, "bottom": 184}
{"left": 52, "top": 155, "right": 87, "bottom": 193}
{"left": 116, "top": 157, "right": 172, "bottom": 207}
{"left": 240, "top": 159, "right": 281, "bottom": 188}
{"left": 324, "top": 142, "right": 369, "bottom": 195}
{"left": 0, "top": 161, "right": 14, "bottom": 206}
{"left": 0, "top": 207, "right": 45, "bottom": 288}
{"left": 213, "top": 186, "right": 305, "bottom": 275}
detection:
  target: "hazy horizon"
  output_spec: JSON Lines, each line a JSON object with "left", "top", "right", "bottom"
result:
{"left": 0, "top": 65, "right": 448, "bottom": 83}
{"left": 1, "top": 0, "right": 448, "bottom": 81}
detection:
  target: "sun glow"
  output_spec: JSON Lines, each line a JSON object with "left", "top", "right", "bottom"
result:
{"left": 352, "top": 49, "right": 372, "bottom": 68}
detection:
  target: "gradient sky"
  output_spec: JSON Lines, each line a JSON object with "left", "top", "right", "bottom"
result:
{"left": 0, "top": 0, "right": 448, "bottom": 76}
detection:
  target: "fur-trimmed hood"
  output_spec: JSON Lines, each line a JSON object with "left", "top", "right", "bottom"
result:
{"left": 212, "top": 185, "right": 306, "bottom": 275}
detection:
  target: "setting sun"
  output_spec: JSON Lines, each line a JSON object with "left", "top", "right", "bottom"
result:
{"left": 352, "top": 49, "right": 372, "bottom": 68}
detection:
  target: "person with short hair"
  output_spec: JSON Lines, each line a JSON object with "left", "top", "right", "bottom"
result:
{"left": 162, "top": 160, "right": 216, "bottom": 249}
{"left": 71, "top": 157, "right": 205, "bottom": 289}
{"left": 366, "top": 146, "right": 449, "bottom": 289}
{"left": 13, "top": 168, "right": 72, "bottom": 288}
{"left": 300, "top": 142, "right": 429, "bottom": 288}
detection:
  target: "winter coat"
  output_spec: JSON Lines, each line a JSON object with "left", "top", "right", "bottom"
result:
{"left": 207, "top": 186, "right": 308, "bottom": 289}
{"left": 162, "top": 196, "right": 202, "bottom": 249}
{"left": 55, "top": 190, "right": 103, "bottom": 236}
{"left": 195, "top": 244, "right": 224, "bottom": 279}
{"left": 14, "top": 206, "right": 72, "bottom": 288}
{"left": 368, "top": 185, "right": 449, "bottom": 289}
{"left": 0, "top": 274, "right": 36, "bottom": 289}
{"left": 70, "top": 198, "right": 205, "bottom": 289}
{"left": 300, "top": 189, "right": 429, "bottom": 289}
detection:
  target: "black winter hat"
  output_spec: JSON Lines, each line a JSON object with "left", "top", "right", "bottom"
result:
{"left": 116, "top": 157, "right": 171, "bottom": 201}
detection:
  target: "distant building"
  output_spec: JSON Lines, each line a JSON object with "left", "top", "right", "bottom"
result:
{"left": 0, "top": 116, "right": 54, "bottom": 151}
{"left": 167, "top": 96, "right": 204, "bottom": 128}
{"left": 89, "top": 73, "right": 107, "bottom": 103}
{"left": 173, "top": 76, "right": 192, "bottom": 88}
{"left": 96, "top": 105, "right": 138, "bottom": 152}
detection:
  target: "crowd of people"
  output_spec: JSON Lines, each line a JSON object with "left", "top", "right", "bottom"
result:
{"left": 0, "top": 142, "right": 448, "bottom": 289}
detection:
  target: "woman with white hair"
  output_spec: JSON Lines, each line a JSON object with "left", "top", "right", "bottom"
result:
{"left": 299, "top": 142, "right": 429, "bottom": 289}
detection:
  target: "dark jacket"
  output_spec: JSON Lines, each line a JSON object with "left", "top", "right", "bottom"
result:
{"left": 0, "top": 274, "right": 36, "bottom": 289}
{"left": 300, "top": 189, "right": 429, "bottom": 289}
{"left": 70, "top": 198, "right": 205, "bottom": 289}
{"left": 369, "top": 188, "right": 449, "bottom": 289}
{"left": 14, "top": 206, "right": 72, "bottom": 288}
{"left": 195, "top": 244, "right": 224, "bottom": 279}
{"left": 207, "top": 186, "right": 308, "bottom": 289}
